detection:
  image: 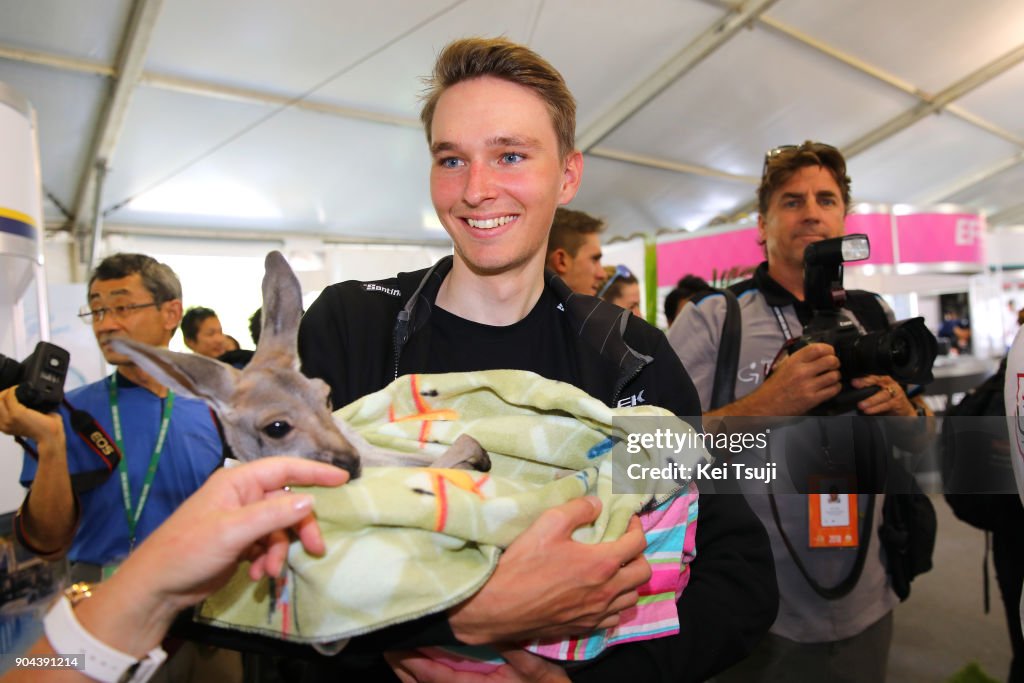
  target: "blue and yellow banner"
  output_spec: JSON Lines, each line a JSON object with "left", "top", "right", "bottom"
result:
{"left": 0, "top": 206, "right": 37, "bottom": 240}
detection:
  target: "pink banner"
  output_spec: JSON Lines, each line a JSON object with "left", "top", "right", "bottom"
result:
{"left": 656, "top": 211, "right": 984, "bottom": 287}
{"left": 656, "top": 215, "right": 894, "bottom": 287}
{"left": 896, "top": 213, "right": 985, "bottom": 264}
{"left": 844, "top": 214, "right": 894, "bottom": 265}
{"left": 657, "top": 228, "right": 762, "bottom": 286}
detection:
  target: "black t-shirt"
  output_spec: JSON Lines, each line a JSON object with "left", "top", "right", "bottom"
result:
{"left": 423, "top": 287, "right": 579, "bottom": 385}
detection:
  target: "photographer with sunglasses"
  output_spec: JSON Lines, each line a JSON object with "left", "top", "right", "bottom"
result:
{"left": 668, "top": 142, "right": 928, "bottom": 682}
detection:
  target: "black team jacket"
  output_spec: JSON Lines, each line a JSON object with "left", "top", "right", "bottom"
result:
{"left": 291, "top": 256, "right": 778, "bottom": 682}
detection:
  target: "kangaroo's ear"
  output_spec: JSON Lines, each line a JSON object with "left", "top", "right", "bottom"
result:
{"left": 109, "top": 339, "right": 239, "bottom": 412}
{"left": 253, "top": 250, "right": 302, "bottom": 364}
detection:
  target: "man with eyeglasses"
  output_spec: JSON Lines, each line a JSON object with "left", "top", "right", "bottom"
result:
{"left": 14, "top": 253, "right": 223, "bottom": 578}
{"left": 668, "top": 142, "right": 926, "bottom": 681}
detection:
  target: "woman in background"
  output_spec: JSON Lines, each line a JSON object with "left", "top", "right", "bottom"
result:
{"left": 598, "top": 265, "right": 641, "bottom": 317}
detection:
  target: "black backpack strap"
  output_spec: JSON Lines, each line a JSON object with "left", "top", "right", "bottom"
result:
{"left": 711, "top": 289, "right": 741, "bottom": 410}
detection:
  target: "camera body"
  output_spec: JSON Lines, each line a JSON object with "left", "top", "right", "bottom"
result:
{"left": 786, "top": 235, "right": 937, "bottom": 415}
{"left": 0, "top": 341, "right": 71, "bottom": 413}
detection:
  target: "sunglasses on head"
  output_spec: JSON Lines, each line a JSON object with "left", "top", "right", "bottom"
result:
{"left": 761, "top": 142, "right": 841, "bottom": 179}
{"left": 597, "top": 264, "right": 633, "bottom": 299}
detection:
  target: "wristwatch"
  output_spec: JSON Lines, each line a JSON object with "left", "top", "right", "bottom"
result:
{"left": 43, "top": 582, "right": 167, "bottom": 683}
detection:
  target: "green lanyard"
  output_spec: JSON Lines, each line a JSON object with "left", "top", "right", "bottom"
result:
{"left": 109, "top": 373, "right": 174, "bottom": 550}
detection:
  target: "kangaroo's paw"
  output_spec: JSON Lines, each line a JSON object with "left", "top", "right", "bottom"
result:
{"left": 434, "top": 434, "right": 490, "bottom": 472}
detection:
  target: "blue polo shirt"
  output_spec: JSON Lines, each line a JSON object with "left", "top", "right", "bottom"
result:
{"left": 20, "top": 372, "right": 223, "bottom": 565}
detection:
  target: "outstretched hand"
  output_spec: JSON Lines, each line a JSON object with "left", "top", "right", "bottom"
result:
{"left": 116, "top": 456, "right": 350, "bottom": 607}
{"left": 74, "top": 457, "right": 349, "bottom": 658}
{"left": 448, "top": 496, "right": 650, "bottom": 645}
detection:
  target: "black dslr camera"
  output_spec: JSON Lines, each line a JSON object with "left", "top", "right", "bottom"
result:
{"left": 785, "top": 234, "right": 937, "bottom": 415}
{"left": 0, "top": 341, "right": 71, "bottom": 413}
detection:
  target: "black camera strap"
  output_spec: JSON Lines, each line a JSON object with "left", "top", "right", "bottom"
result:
{"left": 17, "top": 398, "right": 123, "bottom": 493}
{"left": 765, "top": 301, "right": 878, "bottom": 599}
{"left": 766, "top": 418, "right": 882, "bottom": 600}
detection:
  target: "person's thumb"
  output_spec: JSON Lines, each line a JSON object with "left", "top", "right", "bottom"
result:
{"left": 528, "top": 496, "right": 601, "bottom": 540}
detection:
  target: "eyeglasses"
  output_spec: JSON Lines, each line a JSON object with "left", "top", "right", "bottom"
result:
{"left": 597, "top": 264, "right": 633, "bottom": 299}
{"left": 78, "top": 302, "right": 160, "bottom": 324}
{"left": 761, "top": 142, "right": 841, "bottom": 179}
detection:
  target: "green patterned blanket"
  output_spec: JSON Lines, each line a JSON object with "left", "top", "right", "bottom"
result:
{"left": 196, "top": 370, "right": 702, "bottom": 644}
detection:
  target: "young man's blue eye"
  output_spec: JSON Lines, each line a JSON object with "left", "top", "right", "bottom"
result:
{"left": 439, "top": 157, "right": 463, "bottom": 168}
{"left": 501, "top": 153, "right": 524, "bottom": 164}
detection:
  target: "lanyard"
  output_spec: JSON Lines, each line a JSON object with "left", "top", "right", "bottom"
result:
{"left": 771, "top": 305, "right": 794, "bottom": 340}
{"left": 109, "top": 374, "right": 174, "bottom": 549}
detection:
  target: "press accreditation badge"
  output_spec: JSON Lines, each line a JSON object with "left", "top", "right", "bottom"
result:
{"left": 808, "top": 476, "right": 858, "bottom": 548}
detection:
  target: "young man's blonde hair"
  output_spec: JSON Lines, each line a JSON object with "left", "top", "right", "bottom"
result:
{"left": 419, "top": 37, "right": 577, "bottom": 159}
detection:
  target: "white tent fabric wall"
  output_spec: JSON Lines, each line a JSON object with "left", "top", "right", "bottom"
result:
{"left": 2, "top": 0, "right": 1023, "bottom": 248}
{"left": 94, "top": 233, "right": 279, "bottom": 351}
{"left": 78, "top": 234, "right": 452, "bottom": 351}
{"left": 324, "top": 243, "right": 453, "bottom": 288}
{"left": 969, "top": 273, "right": 1008, "bottom": 359}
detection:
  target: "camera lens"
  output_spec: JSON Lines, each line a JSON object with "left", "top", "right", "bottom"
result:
{"left": 889, "top": 335, "right": 910, "bottom": 367}
{"left": 840, "top": 318, "right": 936, "bottom": 385}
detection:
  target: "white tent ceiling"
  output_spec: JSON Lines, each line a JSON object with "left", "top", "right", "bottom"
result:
{"left": 2, "top": 0, "right": 1024, "bottom": 255}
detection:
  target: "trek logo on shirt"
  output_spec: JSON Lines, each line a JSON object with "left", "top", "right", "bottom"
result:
{"left": 617, "top": 390, "right": 646, "bottom": 407}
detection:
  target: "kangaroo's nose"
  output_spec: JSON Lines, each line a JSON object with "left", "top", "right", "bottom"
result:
{"left": 330, "top": 453, "right": 361, "bottom": 480}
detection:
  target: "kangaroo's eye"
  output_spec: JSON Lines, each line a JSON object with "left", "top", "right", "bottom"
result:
{"left": 262, "top": 421, "right": 292, "bottom": 439}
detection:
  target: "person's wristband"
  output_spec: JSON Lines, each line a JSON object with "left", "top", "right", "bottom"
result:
{"left": 43, "top": 583, "right": 167, "bottom": 682}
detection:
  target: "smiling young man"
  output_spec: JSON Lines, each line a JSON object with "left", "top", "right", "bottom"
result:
{"left": 298, "top": 37, "right": 775, "bottom": 682}
{"left": 16, "top": 254, "right": 223, "bottom": 575}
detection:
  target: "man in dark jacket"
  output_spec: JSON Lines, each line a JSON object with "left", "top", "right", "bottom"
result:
{"left": 298, "top": 37, "right": 776, "bottom": 682}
